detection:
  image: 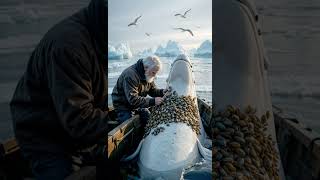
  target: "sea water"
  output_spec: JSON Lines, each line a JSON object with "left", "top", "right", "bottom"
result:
{"left": 107, "top": 56, "right": 212, "bottom": 106}
{"left": 256, "top": 0, "right": 320, "bottom": 133}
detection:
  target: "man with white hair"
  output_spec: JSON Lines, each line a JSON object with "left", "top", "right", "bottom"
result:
{"left": 112, "top": 55, "right": 168, "bottom": 123}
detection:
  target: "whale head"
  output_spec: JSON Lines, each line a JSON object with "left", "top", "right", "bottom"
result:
{"left": 166, "top": 54, "right": 196, "bottom": 98}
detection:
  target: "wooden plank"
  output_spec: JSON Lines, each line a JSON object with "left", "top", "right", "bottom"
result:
{"left": 1, "top": 138, "right": 19, "bottom": 155}
{"left": 107, "top": 115, "right": 143, "bottom": 160}
{"left": 277, "top": 114, "right": 320, "bottom": 159}
{"left": 275, "top": 113, "right": 320, "bottom": 179}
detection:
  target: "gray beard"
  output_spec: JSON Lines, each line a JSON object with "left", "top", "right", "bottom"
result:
{"left": 145, "top": 74, "right": 155, "bottom": 83}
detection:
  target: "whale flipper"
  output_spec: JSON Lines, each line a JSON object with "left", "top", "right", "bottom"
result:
{"left": 122, "top": 138, "right": 144, "bottom": 161}
{"left": 196, "top": 138, "right": 212, "bottom": 161}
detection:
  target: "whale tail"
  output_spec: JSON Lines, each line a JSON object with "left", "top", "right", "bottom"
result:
{"left": 196, "top": 138, "right": 212, "bottom": 161}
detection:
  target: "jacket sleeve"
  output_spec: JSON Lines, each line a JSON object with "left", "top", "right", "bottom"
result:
{"left": 148, "top": 82, "right": 164, "bottom": 97}
{"left": 123, "top": 75, "right": 155, "bottom": 108}
{"left": 47, "top": 46, "right": 109, "bottom": 146}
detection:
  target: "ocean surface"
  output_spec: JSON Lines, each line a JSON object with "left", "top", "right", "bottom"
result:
{"left": 107, "top": 56, "right": 212, "bottom": 106}
{"left": 256, "top": 0, "right": 320, "bottom": 133}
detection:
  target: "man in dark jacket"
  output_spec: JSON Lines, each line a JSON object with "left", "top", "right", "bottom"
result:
{"left": 10, "top": 0, "right": 108, "bottom": 179}
{"left": 112, "top": 56, "right": 168, "bottom": 123}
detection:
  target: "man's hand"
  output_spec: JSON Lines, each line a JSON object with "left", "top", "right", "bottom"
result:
{"left": 163, "top": 86, "right": 173, "bottom": 100}
{"left": 155, "top": 97, "right": 164, "bottom": 105}
{"left": 163, "top": 86, "right": 172, "bottom": 93}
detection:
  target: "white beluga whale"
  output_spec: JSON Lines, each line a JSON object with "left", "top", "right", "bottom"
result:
{"left": 124, "top": 54, "right": 211, "bottom": 179}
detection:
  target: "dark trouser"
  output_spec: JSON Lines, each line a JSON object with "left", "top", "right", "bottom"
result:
{"left": 116, "top": 108, "right": 150, "bottom": 125}
{"left": 115, "top": 110, "right": 134, "bottom": 123}
{"left": 136, "top": 108, "right": 150, "bottom": 125}
{"left": 26, "top": 152, "right": 73, "bottom": 180}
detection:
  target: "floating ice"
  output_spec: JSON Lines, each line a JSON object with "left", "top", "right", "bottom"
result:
{"left": 155, "top": 40, "right": 185, "bottom": 57}
{"left": 108, "top": 43, "right": 132, "bottom": 60}
{"left": 137, "top": 48, "right": 155, "bottom": 57}
{"left": 194, "top": 40, "right": 212, "bottom": 58}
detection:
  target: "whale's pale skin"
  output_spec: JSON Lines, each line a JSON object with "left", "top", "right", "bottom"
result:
{"left": 124, "top": 54, "right": 211, "bottom": 179}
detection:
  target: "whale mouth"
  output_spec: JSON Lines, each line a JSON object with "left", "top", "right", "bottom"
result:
{"left": 171, "top": 54, "right": 192, "bottom": 68}
{"left": 171, "top": 58, "right": 192, "bottom": 68}
{"left": 166, "top": 54, "right": 195, "bottom": 97}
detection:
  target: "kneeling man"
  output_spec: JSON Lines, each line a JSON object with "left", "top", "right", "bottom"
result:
{"left": 112, "top": 56, "right": 168, "bottom": 123}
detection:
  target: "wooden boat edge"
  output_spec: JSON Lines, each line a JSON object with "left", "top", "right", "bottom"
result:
{"left": 1, "top": 100, "right": 320, "bottom": 179}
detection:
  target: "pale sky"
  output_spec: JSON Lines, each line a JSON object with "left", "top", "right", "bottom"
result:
{"left": 108, "top": 0, "right": 212, "bottom": 53}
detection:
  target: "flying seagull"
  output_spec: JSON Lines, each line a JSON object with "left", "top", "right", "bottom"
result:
{"left": 174, "top": 9, "right": 191, "bottom": 18}
{"left": 174, "top": 28, "right": 194, "bottom": 36}
{"left": 145, "top": 33, "right": 151, "bottom": 36}
{"left": 128, "top": 15, "right": 142, "bottom": 26}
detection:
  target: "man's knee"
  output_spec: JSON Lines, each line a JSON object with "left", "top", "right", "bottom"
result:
{"left": 116, "top": 110, "right": 133, "bottom": 123}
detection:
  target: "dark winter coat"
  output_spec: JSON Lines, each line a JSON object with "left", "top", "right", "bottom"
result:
{"left": 10, "top": 0, "right": 109, "bottom": 155}
{"left": 111, "top": 59, "right": 164, "bottom": 111}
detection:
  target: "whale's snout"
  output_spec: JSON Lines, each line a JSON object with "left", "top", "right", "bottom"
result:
{"left": 175, "top": 54, "right": 190, "bottom": 63}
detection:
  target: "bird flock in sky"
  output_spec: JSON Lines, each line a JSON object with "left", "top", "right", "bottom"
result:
{"left": 127, "top": 8, "right": 195, "bottom": 37}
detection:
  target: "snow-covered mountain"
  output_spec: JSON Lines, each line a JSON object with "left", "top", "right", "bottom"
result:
{"left": 194, "top": 40, "right": 212, "bottom": 58}
{"left": 155, "top": 40, "right": 185, "bottom": 57}
{"left": 108, "top": 43, "right": 133, "bottom": 60}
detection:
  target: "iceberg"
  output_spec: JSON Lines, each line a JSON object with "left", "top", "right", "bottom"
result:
{"left": 116, "top": 43, "right": 133, "bottom": 59}
{"left": 108, "top": 44, "right": 123, "bottom": 60}
{"left": 108, "top": 43, "right": 133, "bottom": 60}
{"left": 137, "top": 48, "right": 155, "bottom": 57}
{"left": 155, "top": 40, "right": 185, "bottom": 57}
{"left": 187, "top": 48, "right": 197, "bottom": 57}
{"left": 155, "top": 45, "right": 165, "bottom": 56}
{"left": 194, "top": 40, "right": 212, "bottom": 58}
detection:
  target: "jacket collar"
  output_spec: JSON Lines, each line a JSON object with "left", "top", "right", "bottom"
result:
{"left": 135, "top": 59, "right": 147, "bottom": 81}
